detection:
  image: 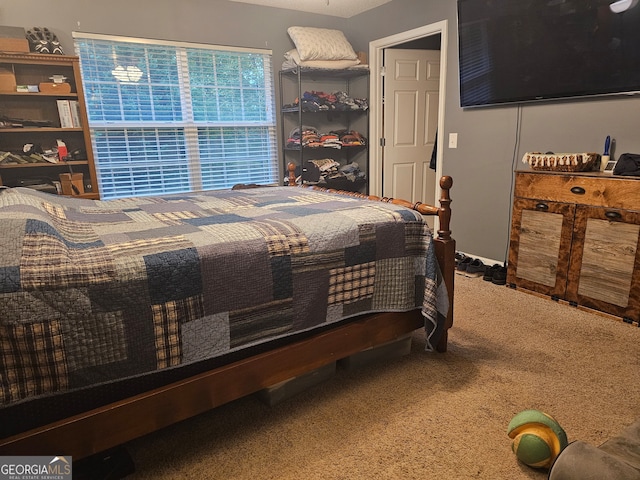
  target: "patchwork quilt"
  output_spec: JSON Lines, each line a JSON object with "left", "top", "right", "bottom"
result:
{"left": 0, "top": 186, "right": 445, "bottom": 409}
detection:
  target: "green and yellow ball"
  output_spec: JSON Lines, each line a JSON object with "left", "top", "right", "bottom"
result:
{"left": 507, "top": 409, "right": 568, "bottom": 469}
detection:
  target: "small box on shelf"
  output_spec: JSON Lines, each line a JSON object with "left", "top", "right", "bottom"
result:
{"left": 39, "top": 82, "right": 71, "bottom": 94}
{"left": 0, "top": 67, "right": 16, "bottom": 92}
{"left": 16, "top": 85, "right": 39, "bottom": 92}
{"left": 15, "top": 85, "right": 40, "bottom": 93}
{"left": 0, "top": 26, "right": 30, "bottom": 53}
{"left": 59, "top": 172, "right": 84, "bottom": 196}
{"left": 0, "top": 38, "right": 29, "bottom": 53}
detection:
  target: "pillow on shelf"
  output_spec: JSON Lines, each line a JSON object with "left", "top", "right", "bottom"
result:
{"left": 283, "top": 49, "right": 361, "bottom": 70}
{"left": 287, "top": 26, "right": 358, "bottom": 61}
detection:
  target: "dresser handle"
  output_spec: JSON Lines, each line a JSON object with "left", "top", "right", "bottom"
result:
{"left": 570, "top": 186, "right": 586, "bottom": 195}
{"left": 535, "top": 202, "right": 549, "bottom": 211}
{"left": 605, "top": 211, "right": 622, "bottom": 220}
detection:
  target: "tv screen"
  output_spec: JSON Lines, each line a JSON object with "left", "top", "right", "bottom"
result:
{"left": 457, "top": 0, "right": 640, "bottom": 107}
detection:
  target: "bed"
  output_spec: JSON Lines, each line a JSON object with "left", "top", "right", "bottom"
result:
{"left": 0, "top": 173, "right": 455, "bottom": 461}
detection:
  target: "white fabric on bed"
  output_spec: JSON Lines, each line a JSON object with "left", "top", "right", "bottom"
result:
{"left": 287, "top": 26, "right": 358, "bottom": 61}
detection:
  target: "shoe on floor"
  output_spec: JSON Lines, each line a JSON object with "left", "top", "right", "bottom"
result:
{"left": 483, "top": 263, "right": 502, "bottom": 282}
{"left": 455, "top": 252, "right": 470, "bottom": 269}
{"left": 465, "top": 258, "right": 485, "bottom": 277}
{"left": 456, "top": 255, "right": 472, "bottom": 272}
{"left": 492, "top": 265, "right": 507, "bottom": 285}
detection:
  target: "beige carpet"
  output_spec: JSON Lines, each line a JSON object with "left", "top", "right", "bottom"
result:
{"left": 125, "top": 276, "right": 640, "bottom": 479}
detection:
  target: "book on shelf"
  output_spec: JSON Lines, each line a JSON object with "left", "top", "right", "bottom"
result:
{"left": 56, "top": 100, "right": 74, "bottom": 128}
{"left": 69, "top": 100, "right": 82, "bottom": 128}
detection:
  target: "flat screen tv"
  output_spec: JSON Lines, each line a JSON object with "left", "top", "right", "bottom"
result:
{"left": 457, "top": 0, "right": 640, "bottom": 108}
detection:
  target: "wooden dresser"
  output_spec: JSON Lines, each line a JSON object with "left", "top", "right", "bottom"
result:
{"left": 507, "top": 170, "right": 640, "bottom": 324}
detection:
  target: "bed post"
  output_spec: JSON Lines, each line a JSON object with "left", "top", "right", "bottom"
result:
{"left": 433, "top": 176, "right": 455, "bottom": 352}
{"left": 288, "top": 162, "right": 297, "bottom": 186}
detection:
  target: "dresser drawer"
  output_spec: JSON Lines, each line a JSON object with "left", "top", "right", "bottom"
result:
{"left": 514, "top": 172, "right": 640, "bottom": 210}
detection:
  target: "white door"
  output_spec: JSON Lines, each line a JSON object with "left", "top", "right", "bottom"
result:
{"left": 382, "top": 49, "right": 440, "bottom": 206}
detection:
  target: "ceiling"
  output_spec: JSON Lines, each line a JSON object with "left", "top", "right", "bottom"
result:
{"left": 227, "top": 0, "right": 393, "bottom": 18}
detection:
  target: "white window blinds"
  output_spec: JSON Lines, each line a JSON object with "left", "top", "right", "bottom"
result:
{"left": 73, "top": 33, "right": 278, "bottom": 199}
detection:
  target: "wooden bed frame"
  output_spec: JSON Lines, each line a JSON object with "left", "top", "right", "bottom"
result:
{"left": 0, "top": 174, "right": 455, "bottom": 461}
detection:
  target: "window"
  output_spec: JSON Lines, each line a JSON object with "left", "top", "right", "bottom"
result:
{"left": 73, "top": 33, "right": 278, "bottom": 199}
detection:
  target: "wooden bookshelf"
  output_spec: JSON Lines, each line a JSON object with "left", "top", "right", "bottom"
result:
{"left": 0, "top": 53, "right": 99, "bottom": 199}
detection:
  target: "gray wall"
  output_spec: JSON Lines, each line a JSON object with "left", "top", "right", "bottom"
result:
{"left": 3, "top": 0, "right": 640, "bottom": 262}
{"left": 352, "top": 0, "right": 640, "bottom": 263}
{"left": 0, "top": 0, "right": 353, "bottom": 93}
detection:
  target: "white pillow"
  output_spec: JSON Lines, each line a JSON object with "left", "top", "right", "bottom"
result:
{"left": 284, "top": 49, "right": 361, "bottom": 69}
{"left": 287, "top": 26, "right": 358, "bottom": 61}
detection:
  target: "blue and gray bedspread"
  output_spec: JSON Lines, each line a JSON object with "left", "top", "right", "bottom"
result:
{"left": 0, "top": 186, "right": 446, "bottom": 408}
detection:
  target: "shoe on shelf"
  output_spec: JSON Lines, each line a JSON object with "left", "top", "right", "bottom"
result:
{"left": 465, "top": 258, "right": 486, "bottom": 277}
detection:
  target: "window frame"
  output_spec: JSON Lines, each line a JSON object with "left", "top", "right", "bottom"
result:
{"left": 73, "top": 32, "right": 279, "bottom": 199}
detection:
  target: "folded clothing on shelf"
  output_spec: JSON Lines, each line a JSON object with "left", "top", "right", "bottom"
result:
{"left": 303, "top": 159, "right": 366, "bottom": 188}
{"left": 286, "top": 126, "right": 367, "bottom": 150}
{"left": 283, "top": 90, "right": 368, "bottom": 112}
